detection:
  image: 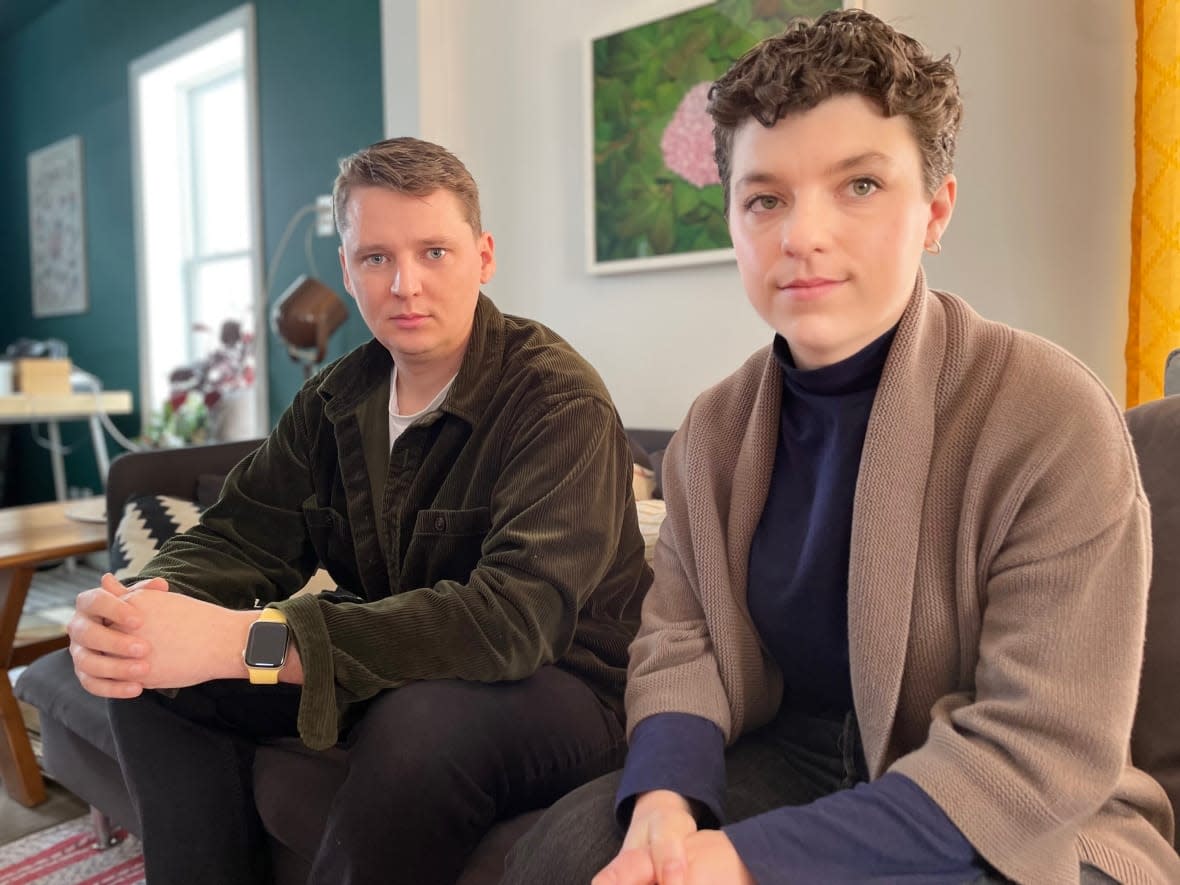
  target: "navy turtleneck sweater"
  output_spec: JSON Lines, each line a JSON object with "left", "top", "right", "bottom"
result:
{"left": 746, "top": 328, "right": 894, "bottom": 716}
{"left": 616, "top": 329, "right": 982, "bottom": 882}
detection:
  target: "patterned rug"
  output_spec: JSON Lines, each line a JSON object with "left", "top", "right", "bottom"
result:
{"left": 18, "top": 563, "right": 105, "bottom": 643}
{"left": 0, "top": 817, "right": 143, "bottom": 884}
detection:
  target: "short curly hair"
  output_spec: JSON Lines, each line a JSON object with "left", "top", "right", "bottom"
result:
{"left": 333, "top": 137, "right": 482, "bottom": 235}
{"left": 709, "top": 8, "right": 962, "bottom": 210}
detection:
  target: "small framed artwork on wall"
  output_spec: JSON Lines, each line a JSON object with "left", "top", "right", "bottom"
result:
{"left": 585, "top": 0, "right": 855, "bottom": 275}
{"left": 28, "top": 135, "right": 89, "bottom": 317}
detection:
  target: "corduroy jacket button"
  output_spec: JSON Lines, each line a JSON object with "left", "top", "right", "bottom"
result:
{"left": 433, "top": 515, "right": 446, "bottom": 531}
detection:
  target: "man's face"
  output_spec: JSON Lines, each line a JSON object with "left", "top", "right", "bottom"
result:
{"left": 727, "top": 93, "right": 955, "bottom": 369}
{"left": 338, "top": 186, "right": 495, "bottom": 368}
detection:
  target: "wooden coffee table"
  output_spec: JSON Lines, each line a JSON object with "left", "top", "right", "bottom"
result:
{"left": 0, "top": 498, "right": 107, "bottom": 805}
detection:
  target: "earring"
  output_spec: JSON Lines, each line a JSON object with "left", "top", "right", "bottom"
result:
{"left": 924, "top": 240, "right": 942, "bottom": 255}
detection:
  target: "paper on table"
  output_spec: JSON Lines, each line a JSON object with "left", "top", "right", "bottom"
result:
{"left": 64, "top": 497, "right": 106, "bottom": 524}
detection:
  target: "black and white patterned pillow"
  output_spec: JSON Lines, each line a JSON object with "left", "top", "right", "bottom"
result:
{"left": 110, "top": 495, "right": 203, "bottom": 580}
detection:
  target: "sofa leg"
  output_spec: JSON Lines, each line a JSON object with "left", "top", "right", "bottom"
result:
{"left": 89, "top": 806, "right": 123, "bottom": 850}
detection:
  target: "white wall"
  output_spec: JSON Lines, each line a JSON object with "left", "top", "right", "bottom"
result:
{"left": 380, "top": 0, "right": 419, "bottom": 138}
{"left": 865, "top": 0, "right": 1135, "bottom": 402}
{"left": 403, "top": 0, "right": 1135, "bottom": 427}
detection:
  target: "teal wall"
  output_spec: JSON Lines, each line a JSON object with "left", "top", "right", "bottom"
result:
{"left": 0, "top": 0, "right": 389, "bottom": 505}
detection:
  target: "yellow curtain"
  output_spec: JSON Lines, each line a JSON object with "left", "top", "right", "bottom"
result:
{"left": 1127, "top": 0, "right": 1180, "bottom": 406}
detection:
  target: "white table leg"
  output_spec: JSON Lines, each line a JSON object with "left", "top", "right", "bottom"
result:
{"left": 46, "top": 420, "right": 67, "bottom": 502}
{"left": 88, "top": 414, "right": 111, "bottom": 489}
{"left": 45, "top": 420, "right": 76, "bottom": 571}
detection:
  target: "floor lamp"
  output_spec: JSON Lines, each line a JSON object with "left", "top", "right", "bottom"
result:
{"left": 270, "top": 275, "right": 349, "bottom": 380}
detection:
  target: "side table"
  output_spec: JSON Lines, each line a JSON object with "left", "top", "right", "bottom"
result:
{"left": 0, "top": 392, "right": 133, "bottom": 501}
{"left": 0, "top": 499, "right": 106, "bottom": 805}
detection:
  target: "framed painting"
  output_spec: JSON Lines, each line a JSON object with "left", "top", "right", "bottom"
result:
{"left": 585, "top": 0, "right": 853, "bottom": 275}
{"left": 28, "top": 135, "right": 89, "bottom": 317}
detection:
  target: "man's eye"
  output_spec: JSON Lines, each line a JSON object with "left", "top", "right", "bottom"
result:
{"left": 426, "top": 248, "right": 447, "bottom": 260}
{"left": 364, "top": 255, "right": 386, "bottom": 266}
{"left": 850, "top": 178, "right": 878, "bottom": 197}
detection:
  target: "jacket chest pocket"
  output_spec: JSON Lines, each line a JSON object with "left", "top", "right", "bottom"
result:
{"left": 405, "top": 507, "right": 491, "bottom": 587}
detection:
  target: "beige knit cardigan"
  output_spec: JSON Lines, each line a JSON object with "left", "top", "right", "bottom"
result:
{"left": 626, "top": 274, "right": 1180, "bottom": 884}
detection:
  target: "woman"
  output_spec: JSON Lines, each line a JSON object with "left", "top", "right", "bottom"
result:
{"left": 504, "top": 9, "right": 1179, "bottom": 884}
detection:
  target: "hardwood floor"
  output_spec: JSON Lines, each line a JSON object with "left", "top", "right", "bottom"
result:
{"left": 0, "top": 777, "right": 86, "bottom": 845}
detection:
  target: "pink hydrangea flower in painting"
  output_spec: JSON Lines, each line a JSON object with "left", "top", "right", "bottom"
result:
{"left": 660, "top": 81, "right": 721, "bottom": 188}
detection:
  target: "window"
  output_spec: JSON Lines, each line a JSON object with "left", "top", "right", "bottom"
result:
{"left": 130, "top": 5, "right": 266, "bottom": 441}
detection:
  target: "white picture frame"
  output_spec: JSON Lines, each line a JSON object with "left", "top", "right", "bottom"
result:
{"left": 585, "top": 0, "right": 859, "bottom": 276}
{"left": 28, "top": 135, "right": 89, "bottom": 317}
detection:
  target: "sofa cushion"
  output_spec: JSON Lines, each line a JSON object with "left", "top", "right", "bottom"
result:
{"left": 627, "top": 432, "right": 668, "bottom": 500}
{"left": 648, "top": 447, "right": 666, "bottom": 499}
{"left": 14, "top": 645, "right": 119, "bottom": 759}
{"left": 196, "top": 473, "right": 229, "bottom": 509}
{"left": 632, "top": 464, "right": 656, "bottom": 501}
{"left": 1125, "top": 397, "right": 1180, "bottom": 846}
{"left": 109, "top": 494, "right": 203, "bottom": 581}
{"left": 628, "top": 434, "right": 653, "bottom": 471}
{"left": 636, "top": 499, "right": 665, "bottom": 564}
{"left": 109, "top": 493, "right": 336, "bottom": 598}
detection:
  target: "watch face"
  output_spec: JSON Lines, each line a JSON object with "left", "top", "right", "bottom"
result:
{"left": 244, "top": 621, "right": 289, "bottom": 668}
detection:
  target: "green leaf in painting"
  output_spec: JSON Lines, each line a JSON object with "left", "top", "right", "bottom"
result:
{"left": 674, "top": 184, "right": 704, "bottom": 215}
{"left": 649, "top": 206, "right": 677, "bottom": 254}
{"left": 701, "top": 185, "right": 725, "bottom": 213}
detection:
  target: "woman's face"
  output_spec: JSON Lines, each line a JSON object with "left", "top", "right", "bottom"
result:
{"left": 727, "top": 93, "right": 955, "bottom": 369}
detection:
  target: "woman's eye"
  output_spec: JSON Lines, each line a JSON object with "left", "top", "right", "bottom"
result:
{"left": 749, "top": 195, "right": 780, "bottom": 212}
{"left": 850, "top": 178, "right": 878, "bottom": 197}
{"left": 426, "top": 248, "right": 447, "bottom": 260}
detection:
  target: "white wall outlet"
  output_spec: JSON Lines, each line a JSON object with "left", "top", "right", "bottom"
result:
{"left": 315, "top": 194, "right": 335, "bottom": 237}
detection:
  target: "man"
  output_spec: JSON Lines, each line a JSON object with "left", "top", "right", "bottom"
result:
{"left": 68, "top": 137, "right": 651, "bottom": 884}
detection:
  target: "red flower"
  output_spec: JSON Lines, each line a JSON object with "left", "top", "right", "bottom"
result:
{"left": 164, "top": 318, "right": 256, "bottom": 412}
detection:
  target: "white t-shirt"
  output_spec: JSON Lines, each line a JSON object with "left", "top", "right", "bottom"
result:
{"left": 388, "top": 365, "right": 457, "bottom": 450}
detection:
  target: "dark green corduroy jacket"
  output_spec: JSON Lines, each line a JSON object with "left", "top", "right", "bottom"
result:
{"left": 137, "top": 295, "right": 652, "bottom": 748}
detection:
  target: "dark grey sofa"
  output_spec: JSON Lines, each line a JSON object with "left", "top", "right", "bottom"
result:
{"left": 1124, "top": 396, "right": 1180, "bottom": 843}
{"left": 16, "top": 429, "right": 674, "bottom": 883}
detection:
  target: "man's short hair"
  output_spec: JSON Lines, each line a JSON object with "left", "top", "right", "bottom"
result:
{"left": 708, "top": 8, "right": 962, "bottom": 210}
{"left": 333, "top": 137, "right": 483, "bottom": 235}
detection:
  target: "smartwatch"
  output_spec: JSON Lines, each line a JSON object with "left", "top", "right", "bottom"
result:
{"left": 243, "top": 608, "right": 290, "bottom": 685}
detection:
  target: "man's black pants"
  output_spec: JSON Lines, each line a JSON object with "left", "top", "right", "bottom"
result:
{"left": 108, "top": 665, "right": 625, "bottom": 885}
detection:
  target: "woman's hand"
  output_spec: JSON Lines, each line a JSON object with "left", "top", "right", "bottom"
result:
{"left": 593, "top": 789, "right": 698, "bottom": 885}
{"left": 593, "top": 790, "right": 757, "bottom": 885}
{"left": 680, "top": 830, "right": 756, "bottom": 885}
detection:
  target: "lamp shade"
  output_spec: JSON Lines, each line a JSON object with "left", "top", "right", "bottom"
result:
{"left": 271, "top": 275, "right": 349, "bottom": 375}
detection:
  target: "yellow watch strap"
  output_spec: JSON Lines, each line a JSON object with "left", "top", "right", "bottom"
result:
{"left": 246, "top": 607, "right": 289, "bottom": 685}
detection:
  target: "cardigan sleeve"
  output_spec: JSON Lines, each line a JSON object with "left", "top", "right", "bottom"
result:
{"left": 624, "top": 409, "right": 737, "bottom": 740}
